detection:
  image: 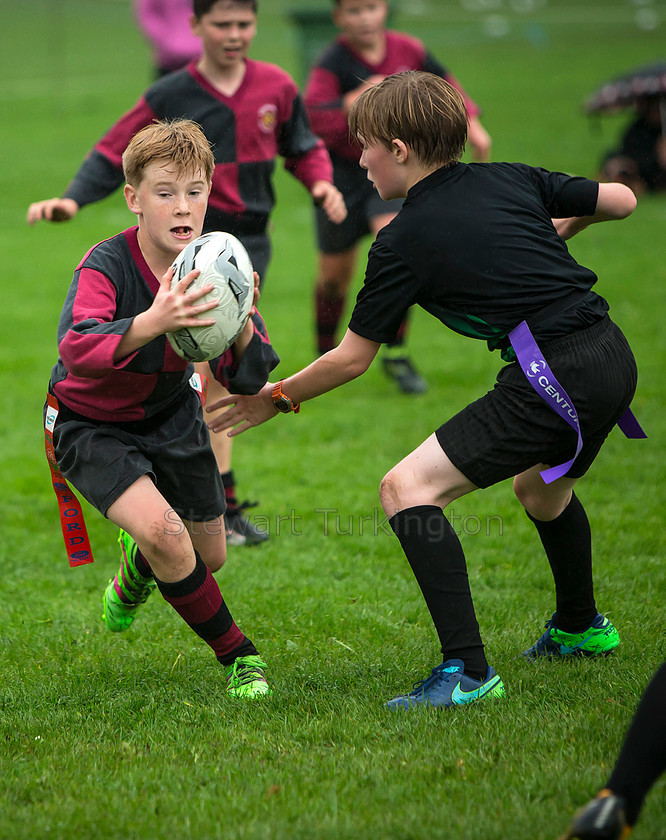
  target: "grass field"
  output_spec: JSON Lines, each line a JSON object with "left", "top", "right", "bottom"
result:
{"left": 1, "top": 2, "right": 664, "bottom": 838}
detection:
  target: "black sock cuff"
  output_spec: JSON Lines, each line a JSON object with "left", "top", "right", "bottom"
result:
{"left": 217, "top": 637, "right": 259, "bottom": 666}
{"left": 389, "top": 505, "right": 446, "bottom": 538}
{"left": 154, "top": 551, "right": 207, "bottom": 598}
{"left": 133, "top": 548, "right": 153, "bottom": 579}
{"left": 220, "top": 470, "right": 235, "bottom": 488}
{"left": 525, "top": 491, "right": 583, "bottom": 528}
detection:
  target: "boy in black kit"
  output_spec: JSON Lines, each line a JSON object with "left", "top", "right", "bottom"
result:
{"left": 209, "top": 72, "right": 642, "bottom": 709}
{"left": 46, "top": 119, "right": 278, "bottom": 699}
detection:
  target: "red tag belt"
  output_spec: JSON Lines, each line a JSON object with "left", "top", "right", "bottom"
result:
{"left": 44, "top": 393, "right": 94, "bottom": 567}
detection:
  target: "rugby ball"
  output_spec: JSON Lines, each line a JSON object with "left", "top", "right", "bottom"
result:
{"left": 166, "top": 231, "right": 254, "bottom": 362}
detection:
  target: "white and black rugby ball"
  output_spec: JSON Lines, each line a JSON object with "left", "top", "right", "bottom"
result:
{"left": 166, "top": 231, "right": 254, "bottom": 362}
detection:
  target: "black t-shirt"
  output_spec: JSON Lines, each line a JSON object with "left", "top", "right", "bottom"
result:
{"left": 349, "top": 162, "right": 608, "bottom": 357}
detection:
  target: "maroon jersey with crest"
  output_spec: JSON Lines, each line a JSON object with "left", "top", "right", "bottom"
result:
{"left": 305, "top": 30, "right": 481, "bottom": 163}
{"left": 64, "top": 60, "right": 333, "bottom": 237}
{"left": 49, "top": 226, "right": 279, "bottom": 422}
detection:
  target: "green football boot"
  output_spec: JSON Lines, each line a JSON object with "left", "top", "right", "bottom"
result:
{"left": 224, "top": 655, "right": 271, "bottom": 699}
{"left": 102, "top": 530, "right": 156, "bottom": 632}
{"left": 524, "top": 613, "right": 619, "bottom": 659}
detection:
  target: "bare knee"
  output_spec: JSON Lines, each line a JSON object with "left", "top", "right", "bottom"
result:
{"left": 316, "top": 252, "right": 355, "bottom": 297}
{"left": 513, "top": 476, "right": 572, "bottom": 521}
{"left": 203, "top": 542, "right": 226, "bottom": 573}
{"left": 379, "top": 465, "right": 444, "bottom": 518}
{"left": 189, "top": 517, "right": 227, "bottom": 573}
{"left": 137, "top": 520, "right": 193, "bottom": 576}
{"left": 379, "top": 469, "right": 404, "bottom": 518}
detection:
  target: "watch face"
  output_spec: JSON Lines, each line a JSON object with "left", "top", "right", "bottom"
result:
{"left": 275, "top": 397, "right": 290, "bottom": 413}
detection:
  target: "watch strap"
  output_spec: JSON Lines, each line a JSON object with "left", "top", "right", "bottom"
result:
{"left": 271, "top": 380, "right": 300, "bottom": 413}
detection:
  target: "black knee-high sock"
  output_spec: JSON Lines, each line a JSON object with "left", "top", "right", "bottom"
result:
{"left": 607, "top": 662, "right": 666, "bottom": 826}
{"left": 526, "top": 492, "right": 597, "bottom": 633}
{"left": 389, "top": 504, "right": 488, "bottom": 681}
{"left": 154, "top": 551, "right": 257, "bottom": 666}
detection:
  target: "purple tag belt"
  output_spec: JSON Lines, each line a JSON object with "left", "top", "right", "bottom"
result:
{"left": 508, "top": 320, "right": 646, "bottom": 484}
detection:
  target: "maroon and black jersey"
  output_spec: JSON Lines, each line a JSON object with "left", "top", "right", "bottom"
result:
{"left": 49, "top": 226, "right": 279, "bottom": 422}
{"left": 304, "top": 30, "right": 481, "bottom": 162}
{"left": 63, "top": 60, "right": 333, "bottom": 237}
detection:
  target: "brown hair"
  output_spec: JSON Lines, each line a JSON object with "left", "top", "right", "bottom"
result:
{"left": 122, "top": 119, "right": 215, "bottom": 186}
{"left": 193, "top": 0, "right": 257, "bottom": 16}
{"left": 348, "top": 71, "right": 468, "bottom": 169}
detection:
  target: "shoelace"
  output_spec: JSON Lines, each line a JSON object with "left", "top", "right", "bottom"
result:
{"left": 227, "top": 499, "right": 260, "bottom": 516}
{"left": 410, "top": 664, "right": 456, "bottom": 694}
{"left": 227, "top": 658, "right": 267, "bottom": 686}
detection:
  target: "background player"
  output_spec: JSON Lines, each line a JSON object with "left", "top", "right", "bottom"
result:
{"left": 46, "top": 119, "right": 279, "bottom": 698}
{"left": 208, "top": 72, "right": 640, "bottom": 710}
{"left": 27, "top": 0, "right": 346, "bottom": 546}
{"left": 559, "top": 661, "right": 666, "bottom": 839}
{"left": 599, "top": 93, "right": 666, "bottom": 196}
{"left": 304, "top": 0, "right": 491, "bottom": 393}
{"left": 134, "top": 0, "right": 202, "bottom": 78}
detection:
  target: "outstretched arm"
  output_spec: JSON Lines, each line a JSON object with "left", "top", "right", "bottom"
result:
{"left": 207, "top": 329, "right": 381, "bottom": 436}
{"left": 553, "top": 182, "right": 637, "bottom": 240}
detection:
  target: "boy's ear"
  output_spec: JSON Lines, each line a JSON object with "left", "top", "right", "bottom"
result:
{"left": 392, "top": 139, "right": 409, "bottom": 163}
{"left": 124, "top": 183, "right": 140, "bottom": 216}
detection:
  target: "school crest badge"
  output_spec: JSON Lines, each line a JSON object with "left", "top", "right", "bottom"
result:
{"left": 258, "top": 104, "right": 277, "bottom": 133}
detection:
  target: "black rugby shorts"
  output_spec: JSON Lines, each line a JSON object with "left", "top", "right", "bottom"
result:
{"left": 435, "top": 316, "right": 638, "bottom": 488}
{"left": 50, "top": 387, "right": 226, "bottom": 521}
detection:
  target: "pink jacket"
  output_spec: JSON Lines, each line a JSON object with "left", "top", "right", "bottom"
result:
{"left": 134, "top": 0, "right": 201, "bottom": 72}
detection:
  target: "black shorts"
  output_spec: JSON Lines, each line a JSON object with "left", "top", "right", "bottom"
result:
{"left": 49, "top": 387, "right": 226, "bottom": 521}
{"left": 436, "top": 316, "right": 638, "bottom": 488}
{"left": 315, "top": 156, "right": 403, "bottom": 253}
{"left": 239, "top": 233, "right": 271, "bottom": 288}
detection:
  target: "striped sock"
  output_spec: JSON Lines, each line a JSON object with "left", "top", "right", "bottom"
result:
{"left": 154, "top": 551, "right": 257, "bottom": 665}
{"left": 315, "top": 289, "right": 345, "bottom": 354}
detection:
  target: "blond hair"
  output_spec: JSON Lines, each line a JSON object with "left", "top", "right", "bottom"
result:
{"left": 348, "top": 71, "right": 468, "bottom": 169}
{"left": 122, "top": 119, "right": 215, "bottom": 187}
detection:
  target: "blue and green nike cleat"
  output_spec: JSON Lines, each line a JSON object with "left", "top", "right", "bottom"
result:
{"left": 386, "top": 659, "right": 505, "bottom": 710}
{"left": 523, "top": 613, "right": 619, "bottom": 660}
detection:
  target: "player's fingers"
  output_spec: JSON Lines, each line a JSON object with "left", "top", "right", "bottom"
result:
{"left": 191, "top": 300, "right": 218, "bottom": 314}
{"left": 208, "top": 405, "right": 247, "bottom": 433}
{"left": 176, "top": 268, "right": 201, "bottom": 291}
{"left": 185, "top": 282, "right": 215, "bottom": 302}
{"left": 185, "top": 316, "right": 217, "bottom": 327}
{"left": 226, "top": 420, "right": 252, "bottom": 438}
{"left": 206, "top": 395, "right": 238, "bottom": 414}
{"left": 327, "top": 199, "right": 347, "bottom": 224}
{"left": 159, "top": 265, "right": 175, "bottom": 290}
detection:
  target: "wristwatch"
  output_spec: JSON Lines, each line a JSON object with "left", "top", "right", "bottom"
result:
{"left": 271, "top": 380, "right": 300, "bottom": 414}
